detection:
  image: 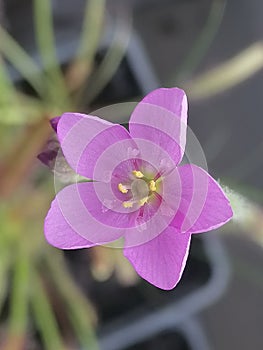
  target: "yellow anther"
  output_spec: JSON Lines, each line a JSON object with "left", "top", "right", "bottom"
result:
{"left": 139, "top": 197, "right": 148, "bottom": 206}
{"left": 132, "top": 170, "right": 144, "bottom": 178}
{"left": 149, "top": 180, "right": 157, "bottom": 192}
{"left": 123, "top": 201, "right": 133, "bottom": 208}
{"left": 118, "top": 183, "right": 128, "bottom": 194}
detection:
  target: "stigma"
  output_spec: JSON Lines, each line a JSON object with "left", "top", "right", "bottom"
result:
{"left": 118, "top": 169, "right": 158, "bottom": 209}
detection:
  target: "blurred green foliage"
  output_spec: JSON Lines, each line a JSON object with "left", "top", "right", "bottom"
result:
{"left": 0, "top": 0, "right": 263, "bottom": 349}
{"left": 0, "top": 0, "right": 108, "bottom": 348}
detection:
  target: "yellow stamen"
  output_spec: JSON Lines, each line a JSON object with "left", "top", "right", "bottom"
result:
{"left": 118, "top": 183, "right": 128, "bottom": 194}
{"left": 132, "top": 170, "right": 144, "bottom": 178}
{"left": 149, "top": 180, "right": 157, "bottom": 192}
{"left": 139, "top": 197, "right": 148, "bottom": 206}
{"left": 123, "top": 201, "right": 133, "bottom": 208}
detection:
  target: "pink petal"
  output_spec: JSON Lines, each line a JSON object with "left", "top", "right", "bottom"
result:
{"left": 56, "top": 113, "right": 132, "bottom": 179}
{"left": 80, "top": 179, "right": 176, "bottom": 246}
{"left": 77, "top": 181, "right": 140, "bottom": 229}
{"left": 129, "top": 88, "right": 188, "bottom": 164}
{"left": 44, "top": 195, "right": 95, "bottom": 250}
{"left": 92, "top": 137, "right": 177, "bottom": 184}
{"left": 171, "top": 164, "right": 233, "bottom": 234}
{"left": 124, "top": 226, "right": 191, "bottom": 290}
{"left": 45, "top": 183, "right": 126, "bottom": 247}
{"left": 142, "top": 88, "right": 188, "bottom": 121}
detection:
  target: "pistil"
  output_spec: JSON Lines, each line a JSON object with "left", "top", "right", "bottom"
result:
{"left": 118, "top": 170, "right": 158, "bottom": 209}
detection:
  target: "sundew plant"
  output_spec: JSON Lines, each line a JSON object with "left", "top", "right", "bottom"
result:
{"left": 0, "top": 0, "right": 263, "bottom": 349}
{"left": 43, "top": 88, "right": 233, "bottom": 290}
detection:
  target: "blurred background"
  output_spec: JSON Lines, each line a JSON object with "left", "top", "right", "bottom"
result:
{"left": 0, "top": 0, "right": 263, "bottom": 349}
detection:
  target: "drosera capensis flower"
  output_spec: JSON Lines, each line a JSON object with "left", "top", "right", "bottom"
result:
{"left": 43, "top": 88, "right": 233, "bottom": 290}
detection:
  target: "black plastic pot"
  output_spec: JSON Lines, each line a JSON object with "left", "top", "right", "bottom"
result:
{"left": 122, "top": 330, "right": 191, "bottom": 350}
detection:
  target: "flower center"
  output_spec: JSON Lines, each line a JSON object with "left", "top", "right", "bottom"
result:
{"left": 131, "top": 179, "right": 149, "bottom": 200}
{"left": 118, "top": 170, "right": 157, "bottom": 208}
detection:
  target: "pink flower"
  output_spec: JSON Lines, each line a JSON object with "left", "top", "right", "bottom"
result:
{"left": 44, "top": 88, "right": 233, "bottom": 290}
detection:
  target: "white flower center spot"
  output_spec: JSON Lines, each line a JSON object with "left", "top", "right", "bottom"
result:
{"left": 118, "top": 170, "right": 158, "bottom": 208}
{"left": 131, "top": 179, "right": 149, "bottom": 201}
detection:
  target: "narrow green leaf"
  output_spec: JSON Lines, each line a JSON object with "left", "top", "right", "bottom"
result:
{"left": 67, "top": 0, "right": 106, "bottom": 92}
{"left": 0, "top": 26, "right": 45, "bottom": 96}
{"left": 0, "top": 59, "right": 44, "bottom": 125}
{"left": 0, "top": 58, "right": 20, "bottom": 124}
{"left": 46, "top": 252, "right": 99, "bottom": 349}
{"left": 170, "top": 0, "right": 226, "bottom": 83}
{"left": 84, "top": 12, "right": 132, "bottom": 104}
{"left": 0, "top": 249, "right": 10, "bottom": 315}
{"left": 31, "top": 272, "right": 65, "bottom": 350}
{"left": 33, "top": 0, "right": 70, "bottom": 107}
{"left": 186, "top": 42, "right": 263, "bottom": 100}
{"left": 78, "top": 0, "right": 106, "bottom": 60}
{"left": 0, "top": 57, "right": 16, "bottom": 101}
{"left": 8, "top": 250, "right": 30, "bottom": 335}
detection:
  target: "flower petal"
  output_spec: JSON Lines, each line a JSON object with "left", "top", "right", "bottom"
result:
{"left": 56, "top": 113, "right": 132, "bottom": 179}
{"left": 129, "top": 88, "right": 188, "bottom": 164}
{"left": 124, "top": 226, "right": 191, "bottom": 290}
{"left": 171, "top": 164, "right": 233, "bottom": 234}
{"left": 44, "top": 195, "right": 95, "bottom": 250}
{"left": 45, "top": 183, "right": 127, "bottom": 246}
{"left": 93, "top": 137, "right": 176, "bottom": 184}
{"left": 142, "top": 87, "right": 188, "bottom": 123}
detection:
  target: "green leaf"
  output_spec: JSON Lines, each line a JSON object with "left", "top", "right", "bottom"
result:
{"left": 0, "top": 248, "right": 10, "bottom": 314}
{"left": 31, "top": 271, "right": 65, "bottom": 350}
{"left": 170, "top": 0, "right": 226, "bottom": 83}
{"left": 78, "top": 0, "right": 106, "bottom": 61}
{"left": 186, "top": 42, "right": 263, "bottom": 100}
{"left": 8, "top": 250, "right": 30, "bottom": 335}
{"left": 66, "top": 0, "right": 106, "bottom": 92}
{"left": 33, "top": 0, "right": 71, "bottom": 108}
{"left": 0, "top": 26, "right": 45, "bottom": 97}
{"left": 84, "top": 10, "right": 132, "bottom": 104}
{"left": 46, "top": 252, "right": 99, "bottom": 349}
